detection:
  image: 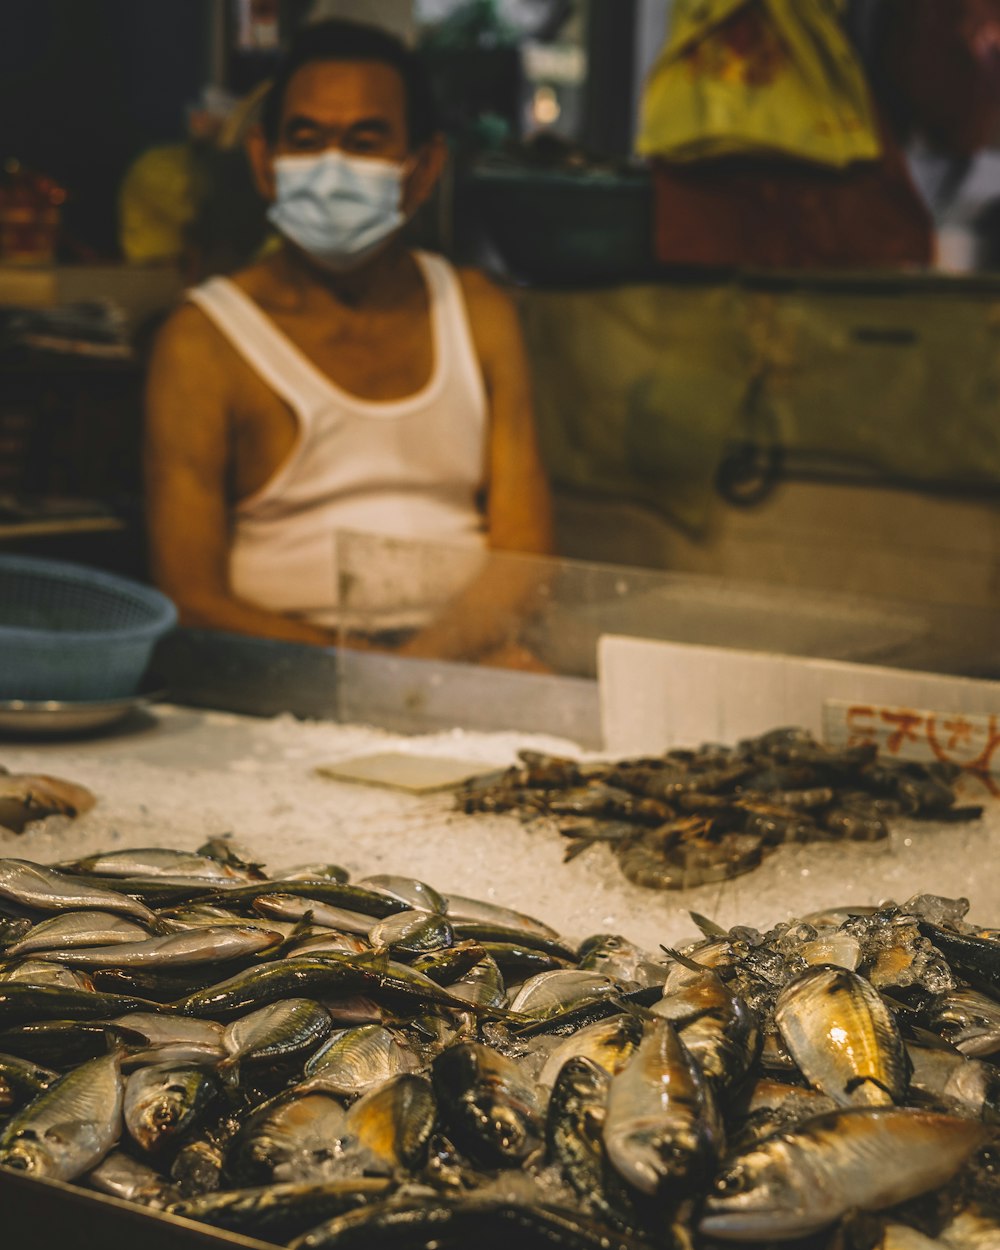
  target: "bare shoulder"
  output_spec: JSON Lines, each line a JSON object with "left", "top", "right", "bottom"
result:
{"left": 456, "top": 266, "right": 517, "bottom": 318}
{"left": 145, "top": 302, "right": 243, "bottom": 443}
{"left": 148, "top": 294, "right": 249, "bottom": 408}
{"left": 454, "top": 266, "right": 524, "bottom": 359}
{"left": 151, "top": 299, "right": 225, "bottom": 364}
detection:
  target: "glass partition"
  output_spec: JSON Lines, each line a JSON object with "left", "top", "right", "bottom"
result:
{"left": 334, "top": 529, "right": 999, "bottom": 683}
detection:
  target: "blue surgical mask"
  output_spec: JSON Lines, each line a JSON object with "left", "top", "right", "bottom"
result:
{"left": 267, "top": 150, "right": 408, "bottom": 271}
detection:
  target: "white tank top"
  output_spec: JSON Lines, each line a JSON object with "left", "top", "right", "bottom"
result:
{"left": 186, "top": 251, "right": 489, "bottom": 628}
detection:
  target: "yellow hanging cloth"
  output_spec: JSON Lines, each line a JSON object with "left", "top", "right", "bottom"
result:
{"left": 637, "top": 0, "right": 881, "bottom": 167}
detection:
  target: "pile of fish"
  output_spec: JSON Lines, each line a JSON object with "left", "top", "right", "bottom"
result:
{"left": 1, "top": 841, "right": 1000, "bottom": 1248}
{"left": 457, "top": 728, "right": 983, "bottom": 890}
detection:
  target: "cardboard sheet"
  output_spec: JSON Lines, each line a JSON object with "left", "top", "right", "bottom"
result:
{"left": 315, "top": 751, "right": 497, "bottom": 794}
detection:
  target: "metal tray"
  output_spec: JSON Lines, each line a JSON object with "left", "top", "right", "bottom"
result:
{"left": 0, "top": 1168, "right": 278, "bottom": 1250}
{"left": 0, "top": 683, "right": 164, "bottom": 738}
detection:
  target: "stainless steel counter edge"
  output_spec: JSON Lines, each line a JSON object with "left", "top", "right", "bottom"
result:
{"left": 0, "top": 1168, "right": 279, "bottom": 1250}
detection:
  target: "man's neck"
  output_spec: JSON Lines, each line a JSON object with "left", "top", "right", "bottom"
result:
{"left": 273, "top": 239, "right": 415, "bottom": 311}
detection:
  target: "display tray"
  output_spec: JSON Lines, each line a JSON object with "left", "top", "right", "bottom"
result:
{"left": 0, "top": 682, "right": 164, "bottom": 738}
{"left": 0, "top": 1168, "right": 278, "bottom": 1250}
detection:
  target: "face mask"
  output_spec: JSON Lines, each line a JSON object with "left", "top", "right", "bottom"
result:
{"left": 267, "top": 149, "right": 409, "bottom": 271}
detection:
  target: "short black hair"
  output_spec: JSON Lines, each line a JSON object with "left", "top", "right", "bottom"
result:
{"left": 261, "top": 19, "right": 439, "bottom": 150}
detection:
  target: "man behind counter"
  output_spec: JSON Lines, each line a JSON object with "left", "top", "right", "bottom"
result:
{"left": 144, "top": 20, "right": 554, "bottom": 660}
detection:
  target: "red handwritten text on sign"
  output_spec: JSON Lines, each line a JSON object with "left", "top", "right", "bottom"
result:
{"left": 841, "top": 704, "right": 1000, "bottom": 775}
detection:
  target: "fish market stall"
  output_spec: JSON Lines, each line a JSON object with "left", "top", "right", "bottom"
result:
{"left": 1, "top": 683, "right": 1000, "bottom": 1249}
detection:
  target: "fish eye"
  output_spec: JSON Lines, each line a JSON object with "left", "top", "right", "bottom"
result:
{"left": 715, "top": 1165, "right": 751, "bottom": 1196}
{"left": 493, "top": 1108, "right": 525, "bottom": 1150}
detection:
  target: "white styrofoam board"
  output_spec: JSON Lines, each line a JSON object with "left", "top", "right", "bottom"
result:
{"left": 598, "top": 635, "right": 1000, "bottom": 756}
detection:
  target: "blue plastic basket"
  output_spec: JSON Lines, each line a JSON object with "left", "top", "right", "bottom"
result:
{"left": 0, "top": 555, "right": 178, "bottom": 702}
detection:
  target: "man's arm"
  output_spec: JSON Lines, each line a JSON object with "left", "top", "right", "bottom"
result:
{"left": 393, "top": 272, "right": 556, "bottom": 665}
{"left": 465, "top": 269, "right": 555, "bottom": 558}
{"left": 144, "top": 304, "right": 334, "bottom": 646}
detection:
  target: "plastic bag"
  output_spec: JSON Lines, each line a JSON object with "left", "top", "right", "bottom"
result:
{"left": 637, "top": 0, "right": 881, "bottom": 167}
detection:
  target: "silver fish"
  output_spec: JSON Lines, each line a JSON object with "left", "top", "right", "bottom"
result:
{"left": 109, "top": 1013, "right": 226, "bottom": 1067}
{"left": 254, "top": 894, "right": 377, "bottom": 936}
{"left": 0, "top": 1053, "right": 57, "bottom": 1112}
{"left": 368, "top": 911, "right": 452, "bottom": 955}
{"left": 37, "top": 925, "right": 281, "bottom": 969}
{"left": 276, "top": 864, "right": 349, "bottom": 883}
{"left": 160, "top": 906, "right": 302, "bottom": 938}
{"left": 359, "top": 875, "right": 446, "bottom": 914}
{"left": 443, "top": 893, "right": 559, "bottom": 940}
{"left": 301, "top": 1024, "right": 418, "bottom": 1097}
{"left": 197, "top": 837, "right": 267, "bottom": 876}
{"left": 537, "top": 1014, "right": 642, "bottom": 1088}
{"left": 86, "top": 1149, "right": 176, "bottom": 1206}
{"left": 236, "top": 1093, "right": 348, "bottom": 1184}
{"left": 342, "top": 1073, "right": 436, "bottom": 1170}
{"left": 701, "top": 1107, "right": 988, "bottom": 1241}
{"left": 431, "top": 1041, "right": 544, "bottom": 1169}
{"left": 663, "top": 937, "right": 735, "bottom": 993}
{"left": 222, "top": 999, "right": 331, "bottom": 1072}
{"left": 578, "top": 933, "right": 664, "bottom": 985}
{"left": 0, "top": 859, "right": 159, "bottom": 927}
{"left": 124, "top": 1064, "right": 219, "bottom": 1153}
{"left": 928, "top": 989, "right": 1000, "bottom": 1057}
{"left": 907, "top": 1041, "right": 1000, "bottom": 1122}
{"left": 0, "top": 960, "right": 94, "bottom": 991}
{"left": 603, "top": 1016, "right": 722, "bottom": 1198}
{"left": 509, "top": 970, "right": 620, "bottom": 1022}
{"left": 0, "top": 1052, "right": 123, "bottom": 1179}
{"left": 775, "top": 965, "right": 907, "bottom": 1106}
{"left": 738, "top": 1077, "right": 838, "bottom": 1147}
{"left": 4, "top": 911, "right": 150, "bottom": 957}
{"left": 285, "top": 934, "right": 370, "bottom": 959}
{"left": 62, "top": 848, "right": 249, "bottom": 881}
{"left": 653, "top": 967, "right": 759, "bottom": 1093}
{"left": 448, "top": 955, "right": 506, "bottom": 1010}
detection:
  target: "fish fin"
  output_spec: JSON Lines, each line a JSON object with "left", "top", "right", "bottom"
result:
{"left": 843, "top": 1075, "right": 895, "bottom": 1099}
{"left": 605, "top": 994, "right": 660, "bottom": 1024}
{"left": 660, "top": 944, "right": 710, "bottom": 975}
{"left": 878, "top": 991, "right": 921, "bottom": 1016}
{"left": 496, "top": 1009, "right": 533, "bottom": 1028}
{"left": 688, "top": 911, "right": 728, "bottom": 939}
{"left": 353, "top": 948, "right": 391, "bottom": 974}
{"left": 562, "top": 840, "right": 598, "bottom": 863}
{"left": 269, "top": 913, "right": 314, "bottom": 959}
{"left": 105, "top": 1024, "right": 152, "bottom": 1050}
{"left": 909, "top": 1025, "right": 964, "bottom": 1054}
